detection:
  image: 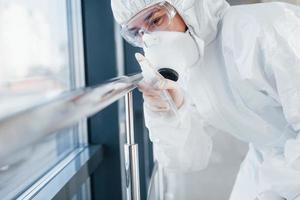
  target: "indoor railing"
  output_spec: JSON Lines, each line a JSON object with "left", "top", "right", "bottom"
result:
{"left": 0, "top": 73, "right": 144, "bottom": 200}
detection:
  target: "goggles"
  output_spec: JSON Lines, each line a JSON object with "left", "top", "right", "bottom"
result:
{"left": 120, "top": 1, "right": 177, "bottom": 47}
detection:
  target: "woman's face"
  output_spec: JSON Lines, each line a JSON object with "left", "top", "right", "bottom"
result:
{"left": 163, "top": 13, "right": 187, "bottom": 32}
{"left": 128, "top": 12, "right": 187, "bottom": 34}
{"left": 121, "top": 2, "right": 187, "bottom": 47}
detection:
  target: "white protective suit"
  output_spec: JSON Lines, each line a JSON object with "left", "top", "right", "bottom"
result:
{"left": 111, "top": 0, "right": 300, "bottom": 199}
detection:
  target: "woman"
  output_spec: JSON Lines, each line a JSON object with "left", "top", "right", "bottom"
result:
{"left": 111, "top": 0, "right": 300, "bottom": 199}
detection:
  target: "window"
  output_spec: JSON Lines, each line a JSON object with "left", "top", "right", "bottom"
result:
{"left": 0, "top": 0, "right": 86, "bottom": 199}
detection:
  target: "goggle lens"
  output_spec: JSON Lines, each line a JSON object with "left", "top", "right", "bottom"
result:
{"left": 121, "top": 1, "right": 176, "bottom": 47}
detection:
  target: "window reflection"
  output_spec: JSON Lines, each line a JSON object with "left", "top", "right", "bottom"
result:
{"left": 0, "top": 0, "right": 80, "bottom": 199}
{"left": 0, "top": 128, "right": 76, "bottom": 199}
{"left": 0, "top": 0, "right": 70, "bottom": 114}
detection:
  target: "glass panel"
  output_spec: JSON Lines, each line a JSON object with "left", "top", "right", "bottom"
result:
{"left": 0, "top": 0, "right": 81, "bottom": 199}
{"left": 0, "top": 129, "right": 77, "bottom": 199}
{"left": 0, "top": 0, "right": 70, "bottom": 115}
{"left": 71, "top": 177, "right": 92, "bottom": 200}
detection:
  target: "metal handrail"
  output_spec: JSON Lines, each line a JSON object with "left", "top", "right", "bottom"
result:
{"left": 124, "top": 92, "right": 141, "bottom": 200}
{"left": 0, "top": 73, "right": 142, "bottom": 164}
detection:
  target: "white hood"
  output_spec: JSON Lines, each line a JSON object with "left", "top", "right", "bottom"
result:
{"left": 111, "top": 0, "right": 230, "bottom": 45}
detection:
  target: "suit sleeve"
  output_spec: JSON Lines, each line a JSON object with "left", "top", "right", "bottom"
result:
{"left": 143, "top": 97, "right": 213, "bottom": 172}
{"left": 263, "top": 13, "right": 300, "bottom": 133}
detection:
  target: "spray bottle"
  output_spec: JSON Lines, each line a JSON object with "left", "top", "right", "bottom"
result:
{"left": 135, "top": 53, "right": 179, "bottom": 118}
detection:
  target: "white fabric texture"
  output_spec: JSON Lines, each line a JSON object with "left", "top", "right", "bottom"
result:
{"left": 146, "top": 2, "right": 300, "bottom": 199}
{"left": 220, "top": 3, "right": 300, "bottom": 200}
{"left": 111, "top": 0, "right": 300, "bottom": 199}
{"left": 143, "top": 30, "right": 203, "bottom": 75}
{"left": 111, "top": 0, "right": 230, "bottom": 45}
{"left": 144, "top": 96, "right": 213, "bottom": 172}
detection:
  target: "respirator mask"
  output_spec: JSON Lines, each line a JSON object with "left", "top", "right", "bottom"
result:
{"left": 142, "top": 30, "right": 204, "bottom": 82}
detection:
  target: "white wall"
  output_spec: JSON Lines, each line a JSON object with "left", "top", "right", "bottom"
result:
{"left": 261, "top": 0, "right": 300, "bottom": 4}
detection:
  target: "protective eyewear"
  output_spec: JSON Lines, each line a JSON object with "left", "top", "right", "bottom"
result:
{"left": 121, "top": 1, "right": 177, "bottom": 47}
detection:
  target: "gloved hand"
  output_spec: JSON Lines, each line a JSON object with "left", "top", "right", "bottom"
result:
{"left": 135, "top": 53, "right": 184, "bottom": 112}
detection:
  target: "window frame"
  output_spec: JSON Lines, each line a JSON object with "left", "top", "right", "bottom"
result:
{"left": 66, "top": 0, "right": 88, "bottom": 147}
{"left": 10, "top": 0, "right": 90, "bottom": 199}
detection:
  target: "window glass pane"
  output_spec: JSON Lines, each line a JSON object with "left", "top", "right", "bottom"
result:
{"left": 0, "top": 0, "right": 71, "bottom": 114}
{"left": 0, "top": 128, "right": 77, "bottom": 199}
{"left": 0, "top": 0, "right": 81, "bottom": 199}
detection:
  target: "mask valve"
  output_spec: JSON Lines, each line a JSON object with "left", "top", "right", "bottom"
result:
{"left": 158, "top": 68, "right": 179, "bottom": 82}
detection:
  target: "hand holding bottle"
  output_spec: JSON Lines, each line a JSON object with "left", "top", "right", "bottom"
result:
{"left": 135, "top": 53, "right": 184, "bottom": 114}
